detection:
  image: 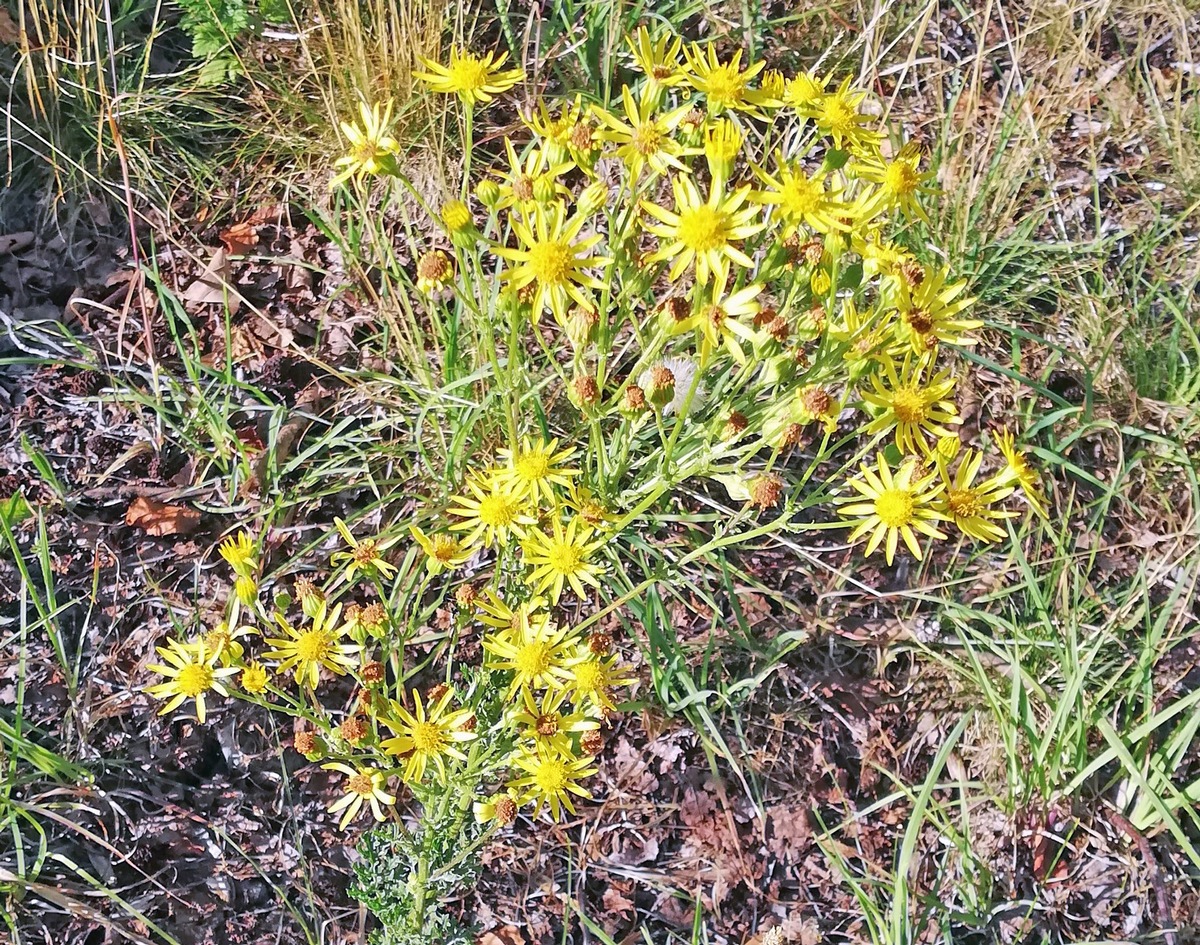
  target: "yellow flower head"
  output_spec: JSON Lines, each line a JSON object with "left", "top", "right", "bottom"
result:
{"left": 563, "top": 652, "right": 636, "bottom": 714}
{"left": 593, "top": 85, "right": 691, "bottom": 181}
{"left": 410, "top": 525, "right": 474, "bottom": 575}
{"left": 218, "top": 531, "right": 257, "bottom": 576}
{"left": 862, "top": 355, "right": 960, "bottom": 455}
{"left": 414, "top": 47, "right": 524, "bottom": 106}
{"left": 936, "top": 449, "right": 1017, "bottom": 542}
{"left": 380, "top": 688, "right": 477, "bottom": 783}
{"left": 493, "top": 137, "right": 572, "bottom": 212}
{"left": 509, "top": 686, "right": 599, "bottom": 758}
{"left": 494, "top": 436, "right": 579, "bottom": 503}
{"left": 994, "top": 428, "right": 1049, "bottom": 518}
{"left": 262, "top": 604, "right": 359, "bottom": 689}
{"left": 482, "top": 616, "right": 577, "bottom": 697}
{"left": 508, "top": 747, "right": 598, "bottom": 821}
{"left": 322, "top": 762, "right": 397, "bottom": 828}
{"left": 837, "top": 453, "right": 949, "bottom": 565}
{"left": 331, "top": 100, "right": 399, "bottom": 188}
{"left": 240, "top": 661, "right": 270, "bottom": 694}
{"left": 750, "top": 156, "right": 850, "bottom": 234}
{"left": 854, "top": 141, "right": 935, "bottom": 224}
{"left": 892, "top": 266, "right": 981, "bottom": 354}
{"left": 683, "top": 43, "right": 767, "bottom": 116}
{"left": 627, "top": 27, "right": 690, "bottom": 99}
{"left": 704, "top": 119, "right": 743, "bottom": 187}
{"left": 810, "top": 76, "right": 881, "bottom": 154}
{"left": 521, "top": 517, "right": 606, "bottom": 604}
{"left": 641, "top": 176, "right": 763, "bottom": 289}
{"left": 145, "top": 639, "right": 237, "bottom": 723}
{"left": 331, "top": 518, "right": 400, "bottom": 585}
{"left": 447, "top": 475, "right": 537, "bottom": 548}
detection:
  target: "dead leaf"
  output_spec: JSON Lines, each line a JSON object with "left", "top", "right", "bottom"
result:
{"left": 219, "top": 221, "right": 260, "bottom": 256}
{"left": 0, "top": 231, "right": 34, "bottom": 254}
{"left": 182, "top": 247, "right": 241, "bottom": 314}
{"left": 0, "top": 8, "right": 19, "bottom": 44}
{"left": 124, "top": 497, "right": 201, "bottom": 536}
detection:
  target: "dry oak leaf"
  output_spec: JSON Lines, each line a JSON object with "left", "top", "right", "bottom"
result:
{"left": 124, "top": 497, "right": 201, "bottom": 536}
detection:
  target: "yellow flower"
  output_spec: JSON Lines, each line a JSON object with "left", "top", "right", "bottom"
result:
{"left": 482, "top": 616, "right": 577, "bottom": 697}
{"left": 523, "top": 95, "right": 586, "bottom": 167}
{"left": 331, "top": 518, "right": 400, "bottom": 584}
{"left": 414, "top": 47, "right": 524, "bottom": 106}
{"left": 508, "top": 747, "right": 598, "bottom": 821}
{"left": 322, "top": 763, "right": 396, "bottom": 828}
{"left": 493, "top": 137, "right": 572, "bottom": 212}
{"left": 892, "top": 266, "right": 981, "bottom": 354}
{"left": 750, "top": 156, "right": 850, "bottom": 234}
{"left": 837, "top": 453, "right": 948, "bottom": 565}
{"left": 810, "top": 76, "right": 881, "bottom": 154}
{"left": 593, "top": 85, "right": 691, "bottom": 181}
{"left": 475, "top": 589, "right": 549, "bottom": 633}
{"left": 790, "top": 384, "right": 840, "bottom": 433}
{"left": 641, "top": 176, "right": 763, "bottom": 289}
{"left": 201, "top": 622, "right": 253, "bottom": 667}
{"left": 240, "top": 661, "right": 269, "bottom": 694}
{"left": 493, "top": 203, "right": 611, "bottom": 325}
{"left": 854, "top": 141, "right": 935, "bottom": 224}
{"left": 704, "top": 119, "right": 742, "bottom": 188}
{"left": 862, "top": 355, "right": 960, "bottom": 455}
{"left": 563, "top": 483, "right": 613, "bottom": 530}
{"left": 410, "top": 525, "right": 474, "bottom": 575}
{"left": 563, "top": 653, "right": 636, "bottom": 714}
{"left": 494, "top": 437, "right": 579, "bottom": 503}
{"left": 380, "top": 689, "right": 477, "bottom": 783}
{"left": 626, "top": 27, "right": 690, "bottom": 99}
{"left": 994, "top": 428, "right": 1049, "bottom": 518}
{"left": 331, "top": 100, "right": 399, "bottom": 187}
{"left": 145, "top": 639, "right": 237, "bottom": 723}
{"left": 509, "top": 687, "right": 599, "bottom": 758}
{"left": 683, "top": 43, "right": 767, "bottom": 116}
{"left": 935, "top": 450, "right": 1017, "bottom": 542}
{"left": 673, "top": 283, "right": 763, "bottom": 365}
{"left": 447, "top": 475, "right": 537, "bottom": 548}
{"left": 416, "top": 250, "right": 454, "bottom": 294}
{"left": 783, "top": 70, "right": 829, "bottom": 109}
{"left": 218, "top": 531, "right": 257, "bottom": 577}
{"left": 521, "top": 517, "right": 606, "bottom": 604}
{"left": 262, "top": 604, "right": 359, "bottom": 689}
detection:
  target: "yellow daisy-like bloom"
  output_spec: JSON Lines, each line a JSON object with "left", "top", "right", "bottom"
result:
{"left": 854, "top": 141, "right": 935, "bottom": 224}
{"left": 627, "top": 27, "right": 690, "bottom": 99}
{"left": 641, "top": 176, "right": 763, "bottom": 289}
{"left": 200, "top": 622, "right": 252, "bottom": 667}
{"left": 563, "top": 653, "right": 636, "bottom": 714}
{"left": 414, "top": 47, "right": 524, "bottom": 106}
{"left": 218, "top": 531, "right": 256, "bottom": 577}
{"left": 936, "top": 450, "right": 1017, "bottom": 542}
{"left": 852, "top": 227, "right": 910, "bottom": 281}
{"left": 409, "top": 525, "right": 474, "bottom": 575}
{"left": 330, "top": 518, "right": 400, "bottom": 584}
{"left": 704, "top": 119, "right": 743, "bottom": 188}
{"left": 509, "top": 687, "right": 599, "bottom": 758}
{"left": 750, "top": 157, "right": 850, "bottom": 234}
{"left": 493, "top": 203, "right": 611, "bottom": 326}
{"left": 994, "top": 428, "right": 1049, "bottom": 518}
{"left": 494, "top": 437, "right": 579, "bottom": 503}
{"left": 523, "top": 95, "right": 586, "bottom": 167}
{"left": 522, "top": 517, "right": 606, "bottom": 604}
{"left": 482, "top": 616, "right": 577, "bottom": 697}
{"left": 262, "top": 604, "right": 359, "bottom": 690}
{"left": 673, "top": 282, "right": 763, "bottom": 365}
{"left": 331, "top": 100, "right": 399, "bottom": 188}
{"left": 493, "top": 137, "right": 573, "bottom": 212}
{"left": 415, "top": 250, "right": 454, "bottom": 294}
{"left": 892, "top": 266, "right": 982, "bottom": 354}
{"left": 145, "top": 639, "right": 237, "bottom": 723}
{"left": 322, "top": 762, "right": 396, "bottom": 829}
{"left": 380, "top": 688, "right": 477, "bottom": 783}
{"left": 240, "top": 661, "right": 269, "bottom": 694}
{"left": 447, "top": 476, "right": 536, "bottom": 548}
{"left": 683, "top": 43, "right": 767, "bottom": 116}
{"left": 563, "top": 483, "right": 613, "bottom": 530}
{"left": 783, "top": 70, "right": 829, "bottom": 109}
{"left": 838, "top": 454, "right": 949, "bottom": 564}
{"left": 593, "top": 85, "right": 690, "bottom": 182}
{"left": 809, "top": 76, "right": 881, "bottom": 154}
{"left": 508, "top": 747, "right": 598, "bottom": 821}
{"left": 862, "top": 355, "right": 960, "bottom": 455}
{"left": 474, "top": 588, "right": 550, "bottom": 633}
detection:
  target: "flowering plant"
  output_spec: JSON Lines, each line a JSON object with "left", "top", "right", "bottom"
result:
{"left": 146, "top": 26, "right": 1051, "bottom": 943}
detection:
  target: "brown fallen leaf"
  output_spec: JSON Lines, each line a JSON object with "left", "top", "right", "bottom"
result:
{"left": 182, "top": 247, "right": 241, "bottom": 314}
{"left": 0, "top": 8, "right": 19, "bottom": 44}
{"left": 124, "top": 497, "right": 201, "bottom": 536}
{"left": 219, "top": 221, "right": 260, "bottom": 255}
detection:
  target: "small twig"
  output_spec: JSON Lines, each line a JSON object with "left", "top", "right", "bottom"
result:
{"left": 1108, "top": 806, "right": 1177, "bottom": 945}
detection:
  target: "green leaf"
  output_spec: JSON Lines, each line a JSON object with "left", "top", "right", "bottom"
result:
{"left": 0, "top": 492, "right": 32, "bottom": 529}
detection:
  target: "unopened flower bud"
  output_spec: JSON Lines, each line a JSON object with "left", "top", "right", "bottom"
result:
{"left": 704, "top": 119, "right": 742, "bottom": 185}
{"left": 235, "top": 574, "right": 258, "bottom": 606}
{"left": 565, "top": 305, "right": 599, "bottom": 349}
{"left": 577, "top": 180, "right": 608, "bottom": 216}
{"left": 475, "top": 178, "right": 502, "bottom": 208}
